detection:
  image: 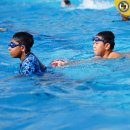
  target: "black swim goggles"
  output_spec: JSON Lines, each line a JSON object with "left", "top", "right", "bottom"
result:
{"left": 8, "top": 42, "right": 24, "bottom": 48}
{"left": 92, "top": 36, "right": 105, "bottom": 42}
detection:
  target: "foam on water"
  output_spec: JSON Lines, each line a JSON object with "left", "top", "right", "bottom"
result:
{"left": 78, "top": 0, "right": 114, "bottom": 10}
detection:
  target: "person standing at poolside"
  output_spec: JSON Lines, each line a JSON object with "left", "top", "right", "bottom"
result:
{"left": 51, "top": 31, "right": 122, "bottom": 67}
{"left": 61, "top": 0, "right": 71, "bottom": 7}
{"left": 8, "top": 32, "right": 46, "bottom": 76}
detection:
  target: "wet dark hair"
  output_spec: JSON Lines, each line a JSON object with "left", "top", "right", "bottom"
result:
{"left": 97, "top": 31, "right": 115, "bottom": 50}
{"left": 12, "top": 32, "right": 34, "bottom": 53}
{"left": 64, "top": 0, "right": 71, "bottom": 5}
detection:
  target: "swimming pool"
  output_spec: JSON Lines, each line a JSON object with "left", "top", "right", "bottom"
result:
{"left": 1, "top": 0, "right": 130, "bottom": 129}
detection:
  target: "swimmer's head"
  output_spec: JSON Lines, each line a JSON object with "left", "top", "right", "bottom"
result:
{"left": 61, "top": 0, "right": 71, "bottom": 7}
{"left": 12, "top": 32, "right": 34, "bottom": 53}
{"left": 96, "top": 31, "right": 115, "bottom": 50}
{"left": 64, "top": 0, "right": 71, "bottom": 5}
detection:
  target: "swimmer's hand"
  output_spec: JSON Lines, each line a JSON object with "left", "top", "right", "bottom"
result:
{"left": 0, "top": 28, "right": 7, "bottom": 32}
{"left": 51, "top": 60, "right": 68, "bottom": 67}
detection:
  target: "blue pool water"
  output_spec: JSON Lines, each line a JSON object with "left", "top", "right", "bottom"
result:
{"left": 1, "top": 0, "right": 130, "bottom": 129}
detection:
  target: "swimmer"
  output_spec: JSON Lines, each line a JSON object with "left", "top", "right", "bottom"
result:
{"left": 61, "top": 0, "right": 71, "bottom": 7}
{"left": 120, "top": 13, "right": 130, "bottom": 21}
{"left": 8, "top": 32, "right": 46, "bottom": 76}
{"left": 0, "top": 28, "right": 7, "bottom": 32}
{"left": 51, "top": 31, "right": 122, "bottom": 67}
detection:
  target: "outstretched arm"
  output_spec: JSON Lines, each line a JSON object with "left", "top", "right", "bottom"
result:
{"left": 51, "top": 59, "right": 86, "bottom": 67}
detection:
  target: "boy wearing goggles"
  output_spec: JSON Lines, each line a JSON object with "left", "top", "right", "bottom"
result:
{"left": 92, "top": 31, "right": 121, "bottom": 59}
{"left": 8, "top": 32, "right": 46, "bottom": 75}
{"left": 51, "top": 31, "right": 122, "bottom": 67}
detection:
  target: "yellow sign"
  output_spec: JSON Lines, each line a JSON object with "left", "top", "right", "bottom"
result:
{"left": 114, "top": 0, "right": 130, "bottom": 16}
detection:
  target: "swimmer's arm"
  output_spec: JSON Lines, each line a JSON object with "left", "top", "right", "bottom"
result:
{"left": 0, "top": 28, "right": 7, "bottom": 31}
{"left": 121, "top": 53, "right": 130, "bottom": 58}
{"left": 51, "top": 56, "right": 103, "bottom": 67}
{"left": 64, "top": 60, "right": 86, "bottom": 66}
{"left": 51, "top": 59, "right": 86, "bottom": 67}
{"left": 62, "top": 57, "right": 102, "bottom": 65}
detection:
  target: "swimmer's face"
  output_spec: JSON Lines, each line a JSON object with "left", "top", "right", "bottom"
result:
{"left": 8, "top": 39, "right": 24, "bottom": 58}
{"left": 93, "top": 36, "right": 106, "bottom": 57}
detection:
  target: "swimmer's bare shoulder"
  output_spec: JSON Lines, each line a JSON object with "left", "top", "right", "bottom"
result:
{"left": 108, "top": 52, "right": 122, "bottom": 59}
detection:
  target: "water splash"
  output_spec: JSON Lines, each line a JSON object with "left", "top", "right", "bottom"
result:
{"left": 78, "top": 0, "right": 114, "bottom": 10}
